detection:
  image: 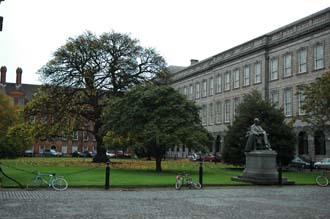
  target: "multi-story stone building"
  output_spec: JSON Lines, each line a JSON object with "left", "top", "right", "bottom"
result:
{"left": 0, "top": 66, "right": 97, "bottom": 155}
{"left": 169, "top": 7, "right": 330, "bottom": 161}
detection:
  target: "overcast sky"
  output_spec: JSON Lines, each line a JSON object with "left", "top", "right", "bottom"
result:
{"left": 0, "top": 0, "right": 329, "bottom": 85}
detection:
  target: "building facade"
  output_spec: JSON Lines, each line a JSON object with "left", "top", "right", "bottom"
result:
{"left": 0, "top": 66, "right": 97, "bottom": 155}
{"left": 169, "top": 7, "right": 330, "bottom": 161}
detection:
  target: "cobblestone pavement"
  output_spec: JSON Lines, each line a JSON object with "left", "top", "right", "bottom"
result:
{"left": 0, "top": 186, "right": 329, "bottom": 219}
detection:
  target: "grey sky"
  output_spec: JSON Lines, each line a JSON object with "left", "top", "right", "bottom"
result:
{"left": 0, "top": 0, "right": 329, "bottom": 85}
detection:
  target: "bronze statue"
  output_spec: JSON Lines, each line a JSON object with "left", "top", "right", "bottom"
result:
{"left": 245, "top": 118, "right": 271, "bottom": 152}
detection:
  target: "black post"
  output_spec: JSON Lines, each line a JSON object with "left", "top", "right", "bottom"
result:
{"left": 199, "top": 161, "right": 203, "bottom": 188}
{"left": 105, "top": 160, "right": 110, "bottom": 190}
{"left": 278, "top": 159, "right": 282, "bottom": 186}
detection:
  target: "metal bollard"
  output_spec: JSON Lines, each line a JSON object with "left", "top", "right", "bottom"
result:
{"left": 278, "top": 160, "right": 282, "bottom": 186}
{"left": 199, "top": 161, "right": 203, "bottom": 188}
{"left": 105, "top": 160, "right": 110, "bottom": 190}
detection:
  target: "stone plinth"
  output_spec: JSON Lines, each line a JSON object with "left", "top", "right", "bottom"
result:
{"left": 232, "top": 150, "right": 294, "bottom": 185}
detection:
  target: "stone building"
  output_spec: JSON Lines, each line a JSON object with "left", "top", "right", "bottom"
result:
{"left": 0, "top": 66, "right": 97, "bottom": 155}
{"left": 169, "top": 7, "right": 330, "bottom": 161}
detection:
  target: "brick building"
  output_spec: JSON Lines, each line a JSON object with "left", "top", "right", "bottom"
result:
{"left": 0, "top": 66, "right": 97, "bottom": 155}
{"left": 169, "top": 7, "right": 330, "bottom": 161}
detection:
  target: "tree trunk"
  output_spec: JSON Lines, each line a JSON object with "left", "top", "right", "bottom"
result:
{"left": 155, "top": 156, "right": 162, "bottom": 172}
{"left": 92, "top": 123, "right": 108, "bottom": 163}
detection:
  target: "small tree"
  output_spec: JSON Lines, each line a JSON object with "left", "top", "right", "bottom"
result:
{"left": 222, "top": 90, "right": 295, "bottom": 166}
{"left": 0, "top": 92, "right": 28, "bottom": 158}
{"left": 300, "top": 72, "right": 330, "bottom": 134}
{"left": 103, "top": 84, "right": 213, "bottom": 172}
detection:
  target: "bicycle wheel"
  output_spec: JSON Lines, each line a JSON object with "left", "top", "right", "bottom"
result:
{"left": 52, "top": 177, "right": 68, "bottom": 191}
{"left": 316, "top": 175, "right": 329, "bottom": 187}
{"left": 175, "top": 176, "right": 183, "bottom": 190}
{"left": 192, "top": 182, "right": 202, "bottom": 189}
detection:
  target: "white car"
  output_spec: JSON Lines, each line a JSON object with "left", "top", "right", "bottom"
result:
{"left": 314, "top": 158, "right": 330, "bottom": 169}
{"left": 106, "top": 151, "right": 116, "bottom": 158}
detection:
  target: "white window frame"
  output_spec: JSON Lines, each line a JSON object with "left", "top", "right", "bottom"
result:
{"left": 215, "top": 101, "right": 222, "bottom": 124}
{"left": 243, "top": 65, "right": 250, "bottom": 86}
{"left": 183, "top": 86, "right": 188, "bottom": 97}
{"left": 202, "top": 80, "right": 207, "bottom": 97}
{"left": 83, "top": 131, "right": 89, "bottom": 141}
{"left": 283, "top": 53, "right": 292, "bottom": 77}
{"left": 233, "top": 69, "right": 240, "bottom": 89}
{"left": 209, "top": 78, "right": 214, "bottom": 96}
{"left": 270, "top": 90, "right": 279, "bottom": 108}
{"left": 195, "top": 82, "right": 200, "bottom": 99}
{"left": 224, "top": 99, "right": 231, "bottom": 123}
{"left": 314, "top": 44, "right": 324, "bottom": 70}
{"left": 270, "top": 57, "right": 278, "bottom": 80}
{"left": 72, "top": 131, "right": 79, "bottom": 140}
{"left": 298, "top": 48, "right": 307, "bottom": 73}
{"left": 224, "top": 72, "right": 231, "bottom": 91}
{"left": 208, "top": 103, "right": 214, "bottom": 125}
{"left": 254, "top": 62, "right": 261, "bottom": 84}
{"left": 189, "top": 84, "right": 194, "bottom": 100}
{"left": 202, "top": 105, "right": 207, "bottom": 125}
{"left": 233, "top": 97, "right": 240, "bottom": 117}
{"left": 284, "top": 88, "right": 293, "bottom": 117}
{"left": 216, "top": 74, "right": 222, "bottom": 93}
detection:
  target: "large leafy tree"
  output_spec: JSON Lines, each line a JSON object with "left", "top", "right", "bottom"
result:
{"left": 103, "top": 84, "right": 213, "bottom": 172}
{"left": 24, "top": 31, "right": 166, "bottom": 162}
{"left": 222, "top": 90, "right": 295, "bottom": 166}
{"left": 300, "top": 72, "right": 330, "bottom": 134}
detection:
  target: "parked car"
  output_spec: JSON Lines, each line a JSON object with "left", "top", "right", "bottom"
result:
{"left": 314, "top": 158, "right": 330, "bottom": 169}
{"left": 289, "top": 156, "right": 312, "bottom": 169}
{"left": 115, "top": 151, "right": 132, "bottom": 158}
{"left": 72, "top": 151, "right": 92, "bottom": 158}
{"left": 24, "top": 149, "right": 33, "bottom": 157}
{"left": 106, "top": 151, "right": 116, "bottom": 158}
{"left": 203, "top": 154, "right": 221, "bottom": 162}
{"left": 188, "top": 153, "right": 201, "bottom": 161}
{"left": 42, "top": 149, "right": 62, "bottom": 157}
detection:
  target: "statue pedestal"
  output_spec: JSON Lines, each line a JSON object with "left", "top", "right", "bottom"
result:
{"left": 232, "top": 150, "right": 294, "bottom": 185}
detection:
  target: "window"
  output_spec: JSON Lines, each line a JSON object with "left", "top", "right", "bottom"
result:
{"left": 208, "top": 103, "right": 214, "bottom": 125}
{"left": 83, "top": 131, "right": 89, "bottom": 141}
{"left": 61, "top": 131, "right": 67, "bottom": 140}
{"left": 216, "top": 74, "right": 222, "bottom": 93}
{"left": 183, "top": 86, "right": 187, "bottom": 97}
{"left": 233, "top": 69, "right": 240, "bottom": 89}
{"left": 233, "top": 97, "right": 240, "bottom": 117}
{"left": 62, "top": 144, "right": 67, "bottom": 154}
{"left": 254, "top": 62, "right": 261, "bottom": 84}
{"left": 72, "top": 131, "right": 79, "bottom": 140}
{"left": 283, "top": 88, "right": 292, "bottom": 117}
{"left": 224, "top": 100, "right": 231, "bottom": 123}
{"left": 283, "top": 53, "right": 292, "bottom": 77}
{"left": 189, "top": 84, "right": 193, "bottom": 100}
{"left": 243, "top": 65, "right": 250, "bottom": 86}
{"left": 298, "top": 49, "right": 307, "bottom": 73}
{"left": 314, "top": 44, "right": 324, "bottom": 70}
{"left": 195, "top": 82, "right": 200, "bottom": 99}
{"left": 298, "top": 89, "right": 306, "bottom": 115}
{"left": 270, "top": 57, "right": 278, "bottom": 80}
{"left": 202, "top": 80, "right": 207, "bottom": 97}
{"left": 209, "top": 78, "right": 214, "bottom": 96}
{"left": 270, "top": 90, "right": 279, "bottom": 108}
{"left": 298, "top": 132, "right": 308, "bottom": 155}
{"left": 215, "top": 101, "right": 222, "bottom": 124}
{"left": 201, "top": 105, "right": 207, "bottom": 125}
{"left": 314, "top": 130, "right": 326, "bottom": 155}
{"left": 224, "top": 72, "right": 231, "bottom": 91}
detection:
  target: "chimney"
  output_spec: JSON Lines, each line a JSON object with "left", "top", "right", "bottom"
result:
{"left": 16, "top": 67, "right": 22, "bottom": 87}
{"left": 190, "top": 59, "right": 199, "bottom": 65}
{"left": 0, "top": 66, "right": 6, "bottom": 85}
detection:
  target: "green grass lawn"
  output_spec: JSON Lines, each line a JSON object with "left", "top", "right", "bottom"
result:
{"left": 0, "top": 157, "right": 320, "bottom": 188}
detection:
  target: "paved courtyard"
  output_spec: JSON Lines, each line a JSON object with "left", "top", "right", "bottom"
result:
{"left": 0, "top": 186, "right": 329, "bottom": 219}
